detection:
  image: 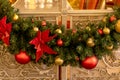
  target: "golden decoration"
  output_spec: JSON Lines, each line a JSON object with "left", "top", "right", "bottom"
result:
{"left": 85, "top": 26, "right": 91, "bottom": 32}
{"left": 115, "top": 20, "right": 120, "bottom": 33}
{"left": 106, "top": 44, "right": 113, "bottom": 50}
{"left": 55, "top": 29, "right": 62, "bottom": 34}
{"left": 55, "top": 57, "right": 64, "bottom": 65}
{"left": 13, "top": 14, "right": 19, "bottom": 21}
{"left": 86, "top": 38, "right": 95, "bottom": 47}
{"left": 33, "top": 27, "right": 39, "bottom": 32}
{"left": 102, "top": 16, "right": 107, "bottom": 22}
{"left": 103, "top": 27, "right": 110, "bottom": 34}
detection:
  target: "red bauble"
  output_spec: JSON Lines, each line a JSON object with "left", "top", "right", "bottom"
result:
{"left": 110, "top": 15, "right": 116, "bottom": 22}
{"left": 15, "top": 51, "right": 31, "bottom": 64}
{"left": 98, "top": 29, "right": 103, "bottom": 35}
{"left": 32, "top": 19, "right": 34, "bottom": 23}
{"left": 42, "top": 20, "right": 46, "bottom": 26}
{"left": 72, "top": 29, "right": 77, "bottom": 34}
{"left": 75, "top": 56, "right": 79, "bottom": 61}
{"left": 56, "top": 39, "right": 63, "bottom": 46}
{"left": 81, "top": 56, "right": 98, "bottom": 69}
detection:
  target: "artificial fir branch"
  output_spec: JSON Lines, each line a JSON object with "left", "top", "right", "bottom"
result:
{"left": 0, "top": 0, "right": 120, "bottom": 67}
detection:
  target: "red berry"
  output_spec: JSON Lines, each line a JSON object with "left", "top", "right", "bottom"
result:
{"left": 72, "top": 29, "right": 77, "bottom": 34}
{"left": 42, "top": 20, "right": 46, "bottom": 26}
{"left": 98, "top": 29, "right": 103, "bottom": 35}
{"left": 75, "top": 56, "right": 79, "bottom": 61}
{"left": 31, "top": 18, "right": 35, "bottom": 23}
{"left": 56, "top": 39, "right": 63, "bottom": 46}
{"left": 110, "top": 15, "right": 116, "bottom": 22}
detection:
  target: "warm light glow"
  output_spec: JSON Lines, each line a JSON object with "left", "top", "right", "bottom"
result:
{"left": 46, "top": 0, "right": 53, "bottom": 3}
{"left": 29, "top": 0, "right": 37, "bottom": 9}
{"left": 9, "top": 0, "right": 17, "bottom": 4}
{"left": 39, "top": 0, "right": 45, "bottom": 8}
{"left": 24, "top": 0, "right": 37, "bottom": 9}
{"left": 109, "top": 0, "right": 113, "bottom": 1}
{"left": 39, "top": 4, "right": 45, "bottom": 8}
{"left": 24, "top": 0, "right": 57, "bottom": 9}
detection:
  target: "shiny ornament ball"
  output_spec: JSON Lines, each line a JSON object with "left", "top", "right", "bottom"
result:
{"left": 86, "top": 38, "right": 95, "bottom": 47}
{"left": 56, "top": 39, "right": 63, "bottom": 46}
{"left": 81, "top": 56, "right": 98, "bottom": 69}
{"left": 32, "top": 19, "right": 34, "bottom": 23}
{"left": 76, "top": 45, "right": 83, "bottom": 53}
{"left": 13, "top": 14, "right": 19, "bottom": 21}
{"left": 98, "top": 29, "right": 103, "bottom": 35}
{"left": 103, "top": 27, "right": 110, "bottom": 34}
{"left": 110, "top": 15, "right": 116, "bottom": 22}
{"left": 106, "top": 44, "right": 113, "bottom": 50}
{"left": 115, "top": 20, "right": 120, "bottom": 33}
{"left": 15, "top": 51, "right": 31, "bottom": 64}
{"left": 75, "top": 56, "right": 79, "bottom": 61}
{"left": 72, "top": 29, "right": 77, "bottom": 34}
{"left": 102, "top": 16, "right": 107, "bottom": 22}
{"left": 42, "top": 20, "right": 46, "bottom": 26}
{"left": 55, "top": 57, "right": 64, "bottom": 65}
{"left": 33, "top": 27, "right": 39, "bottom": 32}
{"left": 85, "top": 26, "right": 91, "bottom": 32}
{"left": 55, "top": 29, "right": 62, "bottom": 34}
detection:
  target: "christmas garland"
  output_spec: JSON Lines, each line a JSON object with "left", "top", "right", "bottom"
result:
{"left": 1, "top": 0, "right": 120, "bottom": 69}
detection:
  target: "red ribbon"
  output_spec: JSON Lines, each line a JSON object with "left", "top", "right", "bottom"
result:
{"left": 29, "top": 29, "right": 57, "bottom": 62}
{"left": 0, "top": 16, "right": 12, "bottom": 45}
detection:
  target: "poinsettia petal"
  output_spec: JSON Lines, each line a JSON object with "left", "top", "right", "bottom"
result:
{"left": 36, "top": 30, "right": 41, "bottom": 41}
{"left": 0, "top": 33, "right": 3, "bottom": 39}
{"left": 29, "top": 29, "right": 57, "bottom": 62}
{"left": 0, "top": 16, "right": 6, "bottom": 24}
{"left": 36, "top": 47, "right": 43, "bottom": 62}
{"left": 0, "top": 26, "right": 6, "bottom": 34}
{"left": 41, "top": 29, "right": 49, "bottom": 42}
{"left": 41, "top": 29, "right": 57, "bottom": 42}
{"left": 46, "top": 34, "right": 57, "bottom": 42}
{"left": 43, "top": 44, "right": 57, "bottom": 54}
{"left": 29, "top": 37, "right": 39, "bottom": 48}
{"left": 6, "top": 23, "right": 12, "bottom": 33}
{"left": 0, "top": 16, "right": 7, "bottom": 29}
{"left": 2, "top": 36, "right": 9, "bottom": 45}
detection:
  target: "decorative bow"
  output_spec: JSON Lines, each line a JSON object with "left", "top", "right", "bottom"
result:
{"left": 0, "top": 16, "right": 12, "bottom": 45}
{"left": 29, "top": 29, "right": 57, "bottom": 62}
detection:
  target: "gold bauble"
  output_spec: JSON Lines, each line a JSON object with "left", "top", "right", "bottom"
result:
{"left": 13, "top": 14, "right": 19, "bottom": 21}
{"left": 86, "top": 38, "right": 95, "bottom": 47}
{"left": 85, "top": 26, "right": 91, "bottom": 32}
{"left": 115, "top": 20, "right": 120, "bottom": 33}
{"left": 102, "top": 16, "right": 107, "bottom": 22}
{"left": 33, "top": 27, "right": 39, "bottom": 32}
{"left": 106, "top": 44, "right": 113, "bottom": 50}
{"left": 55, "top": 29, "right": 62, "bottom": 34}
{"left": 55, "top": 57, "right": 64, "bottom": 65}
{"left": 103, "top": 27, "right": 110, "bottom": 34}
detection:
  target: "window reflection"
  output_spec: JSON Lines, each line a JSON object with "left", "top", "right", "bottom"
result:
{"left": 24, "top": 0, "right": 38, "bottom": 9}
{"left": 67, "top": 0, "right": 120, "bottom": 10}
{"left": 24, "top": 0, "right": 57, "bottom": 9}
